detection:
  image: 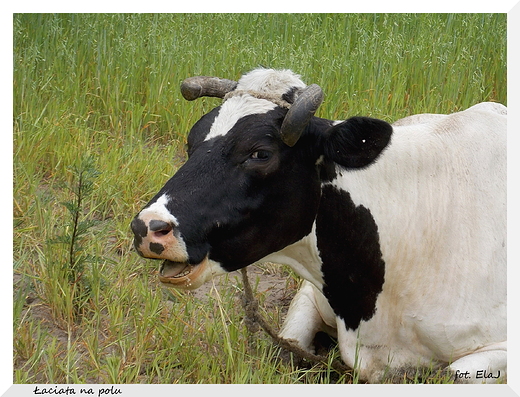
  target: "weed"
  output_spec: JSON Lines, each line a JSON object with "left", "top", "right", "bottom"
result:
{"left": 45, "top": 154, "right": 101, "bottom": 325}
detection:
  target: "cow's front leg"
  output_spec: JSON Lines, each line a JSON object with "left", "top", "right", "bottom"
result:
{"left": 447, "top": 342, "right": 507, "bottom": 384}
{"left": 279, "top": 280, "right": 337, "bottom": 354}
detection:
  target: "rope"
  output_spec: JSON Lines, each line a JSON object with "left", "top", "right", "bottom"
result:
{"left": 240, "top": 267, "right": 350, "bottom": 374}
{"left": 223, "top": 90, "right": 292, "bottom": 109}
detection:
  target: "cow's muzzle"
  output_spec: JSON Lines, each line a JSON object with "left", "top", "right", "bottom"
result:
{"left": 131, "top": 217, "right": 187, "bottom": 260}
{"left": 131, "top": 215, "right": 210, "bottom": 289}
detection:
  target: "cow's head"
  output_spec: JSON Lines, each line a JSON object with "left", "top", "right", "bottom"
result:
{"left": 131, "top": 68, "right": 392, "bottom": 289}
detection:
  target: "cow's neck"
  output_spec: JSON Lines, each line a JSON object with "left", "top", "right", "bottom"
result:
{"left": 261, "top": 179, "right": 386, "bottom": 331}
{"left": 261, "top": 223, "right": 325, "bottom": 288}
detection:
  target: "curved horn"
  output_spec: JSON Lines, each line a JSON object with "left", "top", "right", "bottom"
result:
{"left": 280, "top": 84, "right": 324, "bottom": 147}
{"left": 180, "top": 76, "right": 238, "bottom": 101}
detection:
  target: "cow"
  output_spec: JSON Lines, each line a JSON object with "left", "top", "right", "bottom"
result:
{"left": 130, "top": 68, "right": 506, "bottom": 383}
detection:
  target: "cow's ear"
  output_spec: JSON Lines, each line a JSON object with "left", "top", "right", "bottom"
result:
{"left": 322, "top": 117, "right": 392, "bottom": 168}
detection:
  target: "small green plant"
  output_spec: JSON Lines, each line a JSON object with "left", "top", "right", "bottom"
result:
{"left": 47, "top": 154, "right": 101, "bottom": 324}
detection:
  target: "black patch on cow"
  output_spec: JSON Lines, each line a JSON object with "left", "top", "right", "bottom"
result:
{"left": 282, "top": 87, "right": 299, "bottom": 104}
{"left": 316, "top": 184, "right": 385, "bottom": 330}
{"left": 318, "top": 158, "right": 338, "bottom": 182}
{"left": 130, "top": 217, "right": 148, "bottom": 249}
{"left": 187, "top": 106, "right": 221, "bottom": 156}
{"left": 323, "top": 117, "right": 392, "bottom": 169}
{"left": 149, "top": 242, "right": 165, "bottom": 255}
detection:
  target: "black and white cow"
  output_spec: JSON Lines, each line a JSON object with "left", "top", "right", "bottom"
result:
{"left": 131, "top": 68, "right": 507, "bottom": 383}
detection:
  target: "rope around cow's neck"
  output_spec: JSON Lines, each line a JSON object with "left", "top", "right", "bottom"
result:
{"left": 239, "top": 268, "right": 350, "bottom": 374}
{"left": 223, "top": 90, "right": 292, "bottom": 109}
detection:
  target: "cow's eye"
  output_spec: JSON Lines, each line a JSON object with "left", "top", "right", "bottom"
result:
{"left": 250, "top": 150, "right": 271, "bottom": 160}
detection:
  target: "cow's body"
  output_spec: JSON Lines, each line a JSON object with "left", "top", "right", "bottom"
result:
{"left": 270, "top": 101, "right": 507, "bottom": 382}
{"left": 131, "top": 69, "right": 506, "bottom": 383}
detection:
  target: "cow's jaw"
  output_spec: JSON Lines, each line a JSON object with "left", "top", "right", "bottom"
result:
{"left": 160, "top": 260, "right": 192, "bottom": 279}
{"left": 158, "top": 257, "right": 208, "bottom": 289}
{"left": 158, "top": 256, "right": 228, "bottom": 290}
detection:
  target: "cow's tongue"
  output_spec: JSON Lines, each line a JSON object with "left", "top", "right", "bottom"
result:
{"left": 160, "top": 260, "right": 192, "bottom": 278}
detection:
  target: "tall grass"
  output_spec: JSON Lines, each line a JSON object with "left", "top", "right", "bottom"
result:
{"left": 13, "top": 13, "right": 506, "bottom": 384}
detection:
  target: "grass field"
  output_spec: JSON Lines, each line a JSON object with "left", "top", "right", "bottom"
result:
{"left": 13, "top": 13, "right": 507, "bottom": 384}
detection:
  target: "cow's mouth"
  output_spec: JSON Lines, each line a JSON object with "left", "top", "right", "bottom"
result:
{"left": 158, "top": 258, "right": 207, "bottom": 288}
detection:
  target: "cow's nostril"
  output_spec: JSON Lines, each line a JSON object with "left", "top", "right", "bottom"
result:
{"left": 154, "top": 229, "right": 171, "bottom": 237}
{"left": 149, "top": 220, "right": 174, "bottom": 234}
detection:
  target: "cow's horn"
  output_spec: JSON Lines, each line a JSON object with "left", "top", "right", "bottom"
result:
{"left": 181, "top": 76, "right": 238, "bottom": 101}
{"left": 280, "top": 84, "right": 324, "bottom": 147}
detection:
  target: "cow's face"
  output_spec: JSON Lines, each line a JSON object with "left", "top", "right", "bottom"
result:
{"left": 131, "top": 69, "right": 392, "bottom": 289}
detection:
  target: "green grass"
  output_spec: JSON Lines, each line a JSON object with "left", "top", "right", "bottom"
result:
{"left": 13, "top": 13, "right": 506, "bottom": 384}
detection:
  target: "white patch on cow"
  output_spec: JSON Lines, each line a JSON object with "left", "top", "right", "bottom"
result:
{"left": 139, "top": 194, "right": 179, "bottom": 226}
{"left": 204, "top": 95, "right": 277, "bottom": 141}
{"left": 204, "top": 68, "right": 309, "bottom": 142}
{"left": 260, "top": 222, "right": 325, "bottom": 289}
{"left": 236, "top": 68, "right": 306, "bottom": 97}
